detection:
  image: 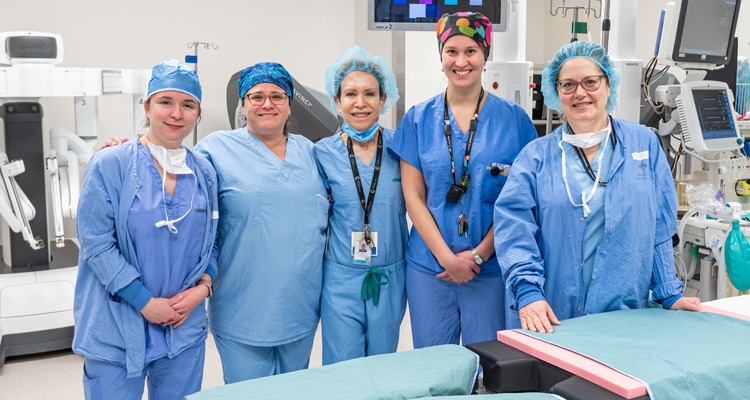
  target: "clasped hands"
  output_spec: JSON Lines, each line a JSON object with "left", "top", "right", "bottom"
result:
{"left": 140, "top": 284, "right": 210, "bottom": 328}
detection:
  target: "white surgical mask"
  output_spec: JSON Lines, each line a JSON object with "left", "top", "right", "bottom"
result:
{"left": 145, "top": 139, "right": 194, "bottom": 175}
{"left": 558, "top": 123, "right": 612, "bottom": 217}
{"left": 560, "top": 125, "right": 610, "bottom": 149}
{"left": 144, "top": 137, "right": 196, "bottom": 234}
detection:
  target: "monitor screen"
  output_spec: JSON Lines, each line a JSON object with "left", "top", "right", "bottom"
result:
{"left": 693, "top": 89, "right": 737, "bottom": 141}
{"left": 671, "top": 0, "right": 740, "bottom": 65}
{"left": 367, "top": 0, "right": 507, "bottom": 32}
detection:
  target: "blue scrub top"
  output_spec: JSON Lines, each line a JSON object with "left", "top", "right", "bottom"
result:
{"left": 494, "top": 118, "right": 684, "bottom": 326}
{"left": 313, "top": 128, "right": 407, "bottom": 268}
{"left": 194, "top": 129, "right": 327, "bottom": 346}
{"left": 129, "top": 143, "right": 207, "bottom": 362}
{"left": 561, "top": 131, "right": 613, "bottom": 294}
{"left": 388, "top": 92, "right": 537, "bottom": 276}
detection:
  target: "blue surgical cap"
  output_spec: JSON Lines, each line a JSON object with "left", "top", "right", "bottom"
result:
{"left": 147, "top": 59, "right": 202, "bottom": 103}
{"left": 324, "top": 46, "right": 400, "bottom": 115}
{"left": 238, "top": 62, "right": 294, "bottom": 104}
{"left": 541, "top": 41, "right": 620, "bottom": 114}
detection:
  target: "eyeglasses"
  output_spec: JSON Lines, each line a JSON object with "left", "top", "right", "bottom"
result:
{"left": 556, "top": 75, "right": 605, "bottom": 95}
{"left": 244, "top": 92, "right": 289, "bottom": 106}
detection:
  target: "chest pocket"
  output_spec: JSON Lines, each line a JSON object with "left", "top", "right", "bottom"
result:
{"left": 479, "top": 168, "right": 508, "bottom": 204}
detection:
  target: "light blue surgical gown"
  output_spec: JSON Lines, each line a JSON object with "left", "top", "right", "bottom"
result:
{"left": 313, "top": 128, "right": 408, "bottom": 364}
{"left": 193, "top": 129, "right": 327, "bottom": 346}
{"left": 494, "top": 118, "right": 684, "bottom": 328}
{"left": 74, "top": 140, "right": 218, "bottom": 398}
{"left": 389, "top": 92, "right": 537, "bottom": 345}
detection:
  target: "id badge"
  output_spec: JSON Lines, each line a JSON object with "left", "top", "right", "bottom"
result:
{"left": 351, "top": 231, "right": 378, "bottom": 265}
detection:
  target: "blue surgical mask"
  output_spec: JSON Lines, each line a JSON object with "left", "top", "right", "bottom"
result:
{"left": 341, "top": 121, "right": 380, "bottom": 143}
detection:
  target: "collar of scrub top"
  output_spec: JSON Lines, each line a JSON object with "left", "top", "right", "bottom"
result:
{"left": 442, "top": 88, "right": 485, "bottom": 187}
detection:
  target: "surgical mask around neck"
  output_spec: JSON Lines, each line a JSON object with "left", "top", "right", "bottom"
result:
{"left": 558, "top": 128, "right": 612, "bottom": 217}
{"left": 561, "top": 123, "right": 611, "bottom": 149}
{"left": 341, "top": 121, "right": 380, "bottom": 143}
{"left": 144, "top": 137, "right": 197, "bottom": 234}
{"left": 145, "top": 138, "right": 193, "bottom": 175}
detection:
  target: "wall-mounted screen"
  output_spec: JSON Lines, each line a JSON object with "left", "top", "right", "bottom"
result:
{"left": 367, "top": 0, "right": 507, "bottom": 32}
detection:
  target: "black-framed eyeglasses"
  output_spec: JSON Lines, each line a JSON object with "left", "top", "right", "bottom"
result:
{"left": 244, "top": 92, "right": 289, "bottom": 106}
{"left": 556, "top": 75, "right": 605, "bottom": 95}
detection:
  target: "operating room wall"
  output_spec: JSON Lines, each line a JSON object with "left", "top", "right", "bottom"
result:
{"left": 0, "top": 0, "right": 359, "bottom": 242}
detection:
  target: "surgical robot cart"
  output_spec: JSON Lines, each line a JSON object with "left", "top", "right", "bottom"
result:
{"left": 0, "top": 32, "right": 148, "bottom": 365}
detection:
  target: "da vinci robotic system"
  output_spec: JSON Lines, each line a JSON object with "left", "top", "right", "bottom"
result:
{"left": 0, "top": 32, "right": 149, "bottom": 365}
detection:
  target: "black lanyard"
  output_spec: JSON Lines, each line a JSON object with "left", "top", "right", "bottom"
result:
{"left": 346, "top": 128, "right": 383, "bottom": 242}
{"left": 567, "top": 122, "right": 617, "bottom": 187}
{"left": 443, "top": 88, "right": 484, "bottom": 186}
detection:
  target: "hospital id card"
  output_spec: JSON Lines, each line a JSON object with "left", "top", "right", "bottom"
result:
{"left": 351, "top": 231, "right": 378, "bottom": 265}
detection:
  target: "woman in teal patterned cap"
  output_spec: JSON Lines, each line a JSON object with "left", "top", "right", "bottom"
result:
{"left": 194, "top": 62, "right": 328, "bottom": 383}
{"left": 388, "top": 12, "right": 537, "bottom": 348}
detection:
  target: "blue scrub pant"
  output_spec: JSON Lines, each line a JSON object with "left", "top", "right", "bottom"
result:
{"left": 82, "top": 342, "right": 204, "bottom": 400}
{"left": 321, "top": 260, "right": 406, "bottom": 365}
{"left": 406, "top": 266, "right": 505, "bottom": 348}
{"left": 214, "top": 332, "right": 315, "bottom": 384}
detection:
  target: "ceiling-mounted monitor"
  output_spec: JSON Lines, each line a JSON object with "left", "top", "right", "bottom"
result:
{"left": 367, "top": 0, "right": 507, "bottom": 32}
{"left": 658, "top": 0, "right": 741, "bottom": 70}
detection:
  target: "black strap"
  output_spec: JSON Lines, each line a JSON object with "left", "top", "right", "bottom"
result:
{"left": 346, "top": 128, "right": 383, "bottom": 236}
{"left": 568, "top": 122, "right": 617, "bottom": 187}
{"left": 443, "top": 88, "right": 484, "bottom": 185}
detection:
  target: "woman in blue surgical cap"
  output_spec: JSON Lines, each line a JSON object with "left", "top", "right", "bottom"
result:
{"left": 74, "top": 60, "right": 218, "bottom": 400}
{"left": 494, "top": 41, "right": 701, "bottom": 334}
{"left": 193, "top": 62, "right": 327, "bottom": 383}
{"left": 388, "top": 12, "right": 537, "bottom": 348}
{"left": 314, "top": 46, "right": 407, "bottom": 365}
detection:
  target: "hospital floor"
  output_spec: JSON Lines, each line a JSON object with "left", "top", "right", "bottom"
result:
{"left": 0, "top": 309, "right": 415, "bottom": 400}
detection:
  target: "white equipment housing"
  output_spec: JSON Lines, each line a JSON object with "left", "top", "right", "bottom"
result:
{"left": 0, "top": 31, "right": 148, "bottom": 365}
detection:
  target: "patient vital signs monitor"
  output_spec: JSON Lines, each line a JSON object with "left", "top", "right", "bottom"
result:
{"left": 658, "top": 0, "right": 741, "bottom": 69}
{"left": 367, "top": 0, "right": 507, "bottom": 32}
{"left": 676, "top": 81, "right": 743, "bottom": 153}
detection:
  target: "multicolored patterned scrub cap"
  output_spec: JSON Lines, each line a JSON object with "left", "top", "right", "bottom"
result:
{"left": 147, "top": 59, "right": 202, "bottom": 103}
{"left": 238, "top": 62, "right": 294, "bottom": 104}
{"left": 436, "top": 11, "right": 492, "bottom": 60}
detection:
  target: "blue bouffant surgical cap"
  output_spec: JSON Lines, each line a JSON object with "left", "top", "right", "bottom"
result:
{"left": 541, "top": 41, "right": 620, "bottom": 113}
{"left": 147, "top": 59, "right": 202, "bottom": 103}
{"left": 324, "top": 46, "right": 400, "bottom": 115}
{"left": 238, "top": 62, "right": 294, "bottom": 104}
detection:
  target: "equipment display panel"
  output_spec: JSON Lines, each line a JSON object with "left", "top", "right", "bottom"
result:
{"left": 367, "top": 0, "right": 507, "bottom": 32}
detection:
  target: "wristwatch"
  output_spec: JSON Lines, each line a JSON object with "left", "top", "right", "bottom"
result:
{"left": 471, "top": 248, "right": 484, "bottom": 265}
{"left": 198, "top": 279, "right": 213, "bottom": 298}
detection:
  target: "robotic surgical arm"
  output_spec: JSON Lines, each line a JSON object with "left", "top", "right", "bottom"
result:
{"left": 0, "top": 153, "right": 43, "bottom": 250}
{"left": 46, "top": 127, "right": 94, "bottom": 247}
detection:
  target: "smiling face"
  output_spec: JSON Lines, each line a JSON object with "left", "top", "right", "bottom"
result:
{"left": 441, "top": 34, "right": 485, "bottom": 91}
{"left": 557, "top": 57, "right": 610, "bottom": 133}
{"left": 144, "top": 90, "right": 200, "bottom": 148}
{"left": 335, "top": 71, "right": 384, "bottom": 132}
{"left": 242, "top": 82, "right": 291, "bottom": 138}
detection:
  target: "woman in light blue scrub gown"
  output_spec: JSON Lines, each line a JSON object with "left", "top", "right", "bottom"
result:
{"left": 74, "top": 60, "right": 218, "bottom": 400}
{"left": 314, "top": 46, "right": 408, "bottom": 365}
{"left": 388, "top": 12, "right": 537, "bottom": 348}
{"left": 493, "top": 41, "right": 702, "bottom": 334}
{"left": 193, "top": 62, "right": 328, "bottom": 383}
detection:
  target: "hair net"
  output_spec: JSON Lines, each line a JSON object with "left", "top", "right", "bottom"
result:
{"left": 238, "top": 62, "right": 294, "bottom": 103}
{"left": 541, "top": 41, "right": 620, "bottom": 113}
{"left": 436, "top": 11, "right": 492, "bottom": 60}
{"left": 324, "top": 46, "right": 400, "bottom": 115}
{"left": 147, "top": 59, "right": 202, "bottom": 103}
